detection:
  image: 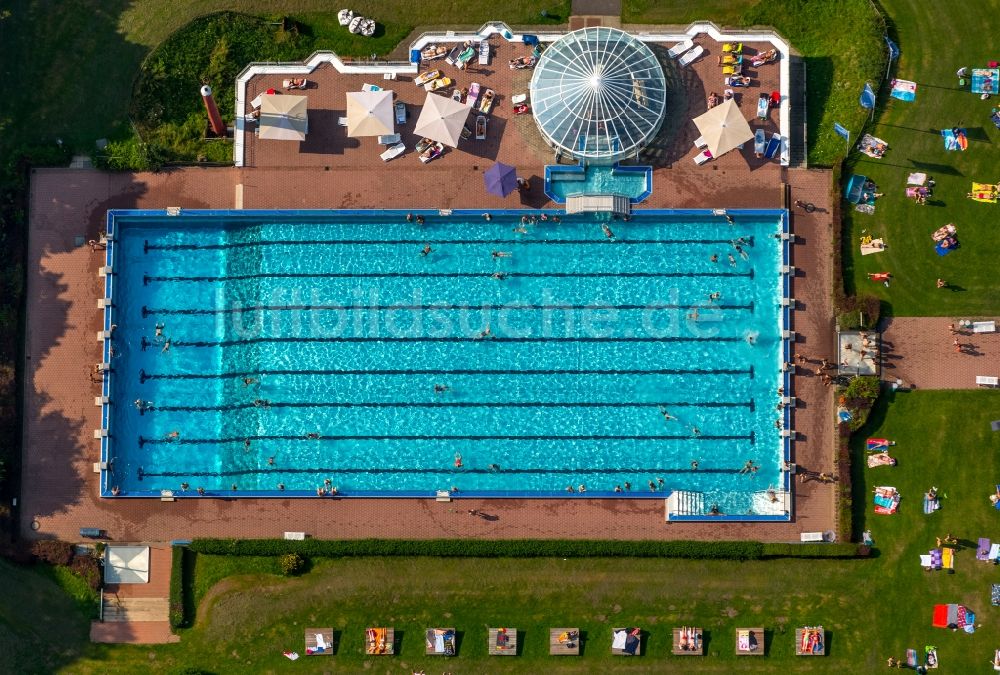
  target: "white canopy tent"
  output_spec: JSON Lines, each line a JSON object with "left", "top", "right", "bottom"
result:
{"left": 692, "top": 98, "right": 754, "bottom": 158}
{"left": 104, "top": 545, "right": 150, "bottom": 584}
{"left": 259, "top": 94, "right": 309, "bottom": 141}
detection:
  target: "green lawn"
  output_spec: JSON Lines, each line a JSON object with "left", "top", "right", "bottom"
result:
{"left": 0, "top": 0, "right": 569, "bottom": 159}
{"left": 3, "top": 391, "right": 990, "bottom": 673}
{"left": 842, "top": 0, "right": 1000, "bottom": 316}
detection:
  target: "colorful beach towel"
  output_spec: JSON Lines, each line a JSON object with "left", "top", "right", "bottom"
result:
{"left": 941, "top": 128, "right": 968, "bottom": 151}
{"left": 891, "top": 79, "right": 917, "bottom": 101}
{"left": 874, "top": 486, "right": 900, "bottom": 514}
{"left": 970, "top": 182, "right": 998, "bottom": 203}
{"left": 971, "top": 68, "right": 999, "bottom": 95}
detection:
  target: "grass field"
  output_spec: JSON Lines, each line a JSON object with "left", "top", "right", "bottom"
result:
{"left": 2, "top": 393, "right": 997, "bottom": 673}
{"left": 842, "top": 0, "right": 1000, "bottom": 316}
{"left": 0, "top": 0, "right": 569, "bottom": 158}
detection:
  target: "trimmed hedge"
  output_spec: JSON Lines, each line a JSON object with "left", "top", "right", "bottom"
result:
{"left": 169, "top": 546, "right": 187, "bottom": 630}
{"left": 189, "top": 538, "right": 866, "bottom": 560}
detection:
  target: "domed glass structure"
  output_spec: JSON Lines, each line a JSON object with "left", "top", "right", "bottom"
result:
{"left": 529, "top": 27, "right": 667, "bottom": 164}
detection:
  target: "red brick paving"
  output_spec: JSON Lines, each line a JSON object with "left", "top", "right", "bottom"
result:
{"left": 880, "top": 317, "right": 1000, "bottom": 389}
{"left": 21, "top": 32, "right": 838, "bottom": 544}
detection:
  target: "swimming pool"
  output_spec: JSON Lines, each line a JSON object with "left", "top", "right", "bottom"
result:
{"left": 544, "top": 165, "right": 652, "bottom": 204}
{"left": 101, "top": 209, "right": 790, "bottom": 515}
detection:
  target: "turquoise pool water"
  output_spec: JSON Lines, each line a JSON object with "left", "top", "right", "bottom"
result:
{"left": 106, "top": 211, "right": 785, "bottom": 509}
{"left": 546, "top": 166, "right": 650, "bottom": 202}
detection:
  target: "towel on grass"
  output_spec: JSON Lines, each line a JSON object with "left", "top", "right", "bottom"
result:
{"left": 612, "top": 630, "right": 627, "bottom": 650}
{"left": 891, "top": 79, "right": 917, "bottom": 101}
{"left": 860, "top": 238, "right": 886, "bottom": 255}
{"left": 941, "top": 128, "right": 968, "bottom": 151}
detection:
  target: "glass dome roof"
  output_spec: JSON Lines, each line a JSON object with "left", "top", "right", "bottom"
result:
{"left": 529, "top": 27, "right": 667, "bottom": 163}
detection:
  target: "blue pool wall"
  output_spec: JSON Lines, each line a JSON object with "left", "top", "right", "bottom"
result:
{"left": 543, "top": 164, "right": 653, "bottom": 204}
{"left": 101, "top": 208, "right": 792, "bottom": 522}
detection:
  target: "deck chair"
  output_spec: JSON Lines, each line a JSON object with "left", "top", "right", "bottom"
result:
{"left": 679, "top": 45, "right": 704, "bottom": 67}
{"left": 693, "top": 136, "right": 708, "bottom": 149}
{"left": 764, "top": 133, "right": 781, "bottom": 159}
{"left": 722, "top": 65, "right": 739, "bottom": 76}
{"left": 668, "top": 39, "right": 694, "bottom": 58}
{"left": 722, "top": 42, "right": 742, "bottom": 53}
{"left": 694, "top": 150, "right": 712, "bottom": 165}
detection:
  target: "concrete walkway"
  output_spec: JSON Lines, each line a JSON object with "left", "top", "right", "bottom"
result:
{"left": 880, "top": 317, "right": 1000, "bottom": 389}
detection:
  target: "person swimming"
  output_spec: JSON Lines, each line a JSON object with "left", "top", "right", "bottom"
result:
{"left": 727, "top": 253, "right": 736, "bottom": 267}
{"left": 659, "top": 406, "right": 674, "bottom": 421}
{"left": 602, "top": 224, "right": 615, "bottom": 239}
{"left": 492, "top": 251, "right": 512, "bottom": 258}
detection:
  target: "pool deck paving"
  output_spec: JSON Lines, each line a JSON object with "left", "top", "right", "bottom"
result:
{"left": 879, "top": 317, "right": 1000, "bottom": 389}
{"left": 20, "top": 29, "right": 838, "bottom": 544}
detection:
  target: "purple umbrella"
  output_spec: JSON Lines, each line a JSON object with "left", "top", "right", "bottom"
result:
{"left": 484, "top": 162, "right": 518, "bottom": 198}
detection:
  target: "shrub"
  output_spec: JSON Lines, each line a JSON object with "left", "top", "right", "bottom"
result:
{"left": 279, "top": 552, "right": 306, "bottom": 576}
{"left": 69, "top": 555, "right": 101, "bottom": 591}
{"left": 189, "top": 538, "right": 869, "bottom": 561}
{"left": 31, "top": 540, "right": 74, "bottom": 566}
{"left": 761, "top": 543, "right": 861, "bottom": 558}
{"left": 844, "top": 375, "right": 880, "bottom": 401}
{"left": 170, "top": 546, "right": 188, "bottom": 630}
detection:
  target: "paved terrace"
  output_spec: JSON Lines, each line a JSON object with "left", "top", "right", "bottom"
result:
{"left": 21, "top": 29, "right": 836, "bottom": 544}
{"left": 880, "top": 317, "right": 1000, "bottom": 389}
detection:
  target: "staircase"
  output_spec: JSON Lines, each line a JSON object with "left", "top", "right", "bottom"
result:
{"left": 665, "top": 490, "right": 705, "bottom": 520}
{"left": 565, "top": 193, "right": 631, "bottom": 215}
{"left": 787, "top": 55, "right": 808, "bottom": 168}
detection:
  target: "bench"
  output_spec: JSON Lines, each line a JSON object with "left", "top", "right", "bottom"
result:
{"left": 795, "top": 627, "right": 825, "bottom": 656}
{"left": 800, "top": 531, "right": 825, "bottom": 542}
{"left": 611, "top": 627, "right": 641, "bottom": 656}
{"left": 973, "top": 321, "right": 997, "bottom": 333}
{"left": 977, "top": 376, "right": 999, "bottom": 387}
{"left": 736, "top": 627, "right": 764, "bottom": 655}
{"left": 549, "top": 628, "right": 580, "bottom": 655}
{"left": 672, "top": 627, "right": 704, "bottom": 655}
{"left": 488, "top": 627, "right": 517, "bottom": 655}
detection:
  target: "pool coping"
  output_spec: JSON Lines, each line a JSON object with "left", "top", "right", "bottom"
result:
{"left": 101, "top": 207, "right": 792, "bottom": 522}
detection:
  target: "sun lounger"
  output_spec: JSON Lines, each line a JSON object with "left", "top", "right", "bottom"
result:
{"left": 377, "top": 133, "right": 401, "bottom": 145}
{"left": 478, "top": 40, "right": 490, "bottom": 65}
{"left": 668, "top": 39, "right": 694, "bottom": 58}
{"left": 694, "top": 149, "right": 713, "bottom": 165}
{"left": 338, "top": 117, "right": 349, "bottom": 127}
{"left": 679, "top": 45, "right": 704, "bottom": 67}
{"left": 756, "top": 94, "right": 769, "bottom": 120}
{"left": 380, "top": 142, "right": 405, "bottom": 162}
{"left": 722, "top": 42, "right": 742, "bottom": 53}
{"left": 283, "top": 78, "right": 308, "bottom": 89}
{"left": 693, "top": 135, "right": 708, "bottom": 149}
{"left": 764, "top": 133, "right": 781, "bottom": 159}
{"left": 753, "top": 129, "right": 766, "bottom": 156}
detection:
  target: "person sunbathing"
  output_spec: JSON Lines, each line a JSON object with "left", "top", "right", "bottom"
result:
{"left": 707, "top": 92, "right": 719, "bottom": 108}
{"left": 286, "top": 78, "right": 307, "bottom": 89}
